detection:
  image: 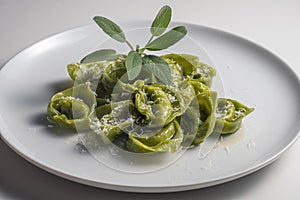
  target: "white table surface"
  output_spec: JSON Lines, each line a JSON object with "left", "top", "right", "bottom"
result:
{"left": 0, "top": 0, "right": 299, "bottom": 199}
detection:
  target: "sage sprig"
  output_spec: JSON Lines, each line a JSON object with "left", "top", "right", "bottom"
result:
{"left": 80, "top": 49, "right": 118, "bottom": 63}
{"left": 125, "top": 51, "right": 143, "bottom": 80}
{"left": 82, "top": 5, "right": 187, "bottom": 85}
{"left": 142, "top": 55, "right": 172, "bottom": 85}
{"left": 145, "top": 26, "right": 187, "bottom": 51}
{"left": 150, "top": 5, "right": 172, "bottom": 36}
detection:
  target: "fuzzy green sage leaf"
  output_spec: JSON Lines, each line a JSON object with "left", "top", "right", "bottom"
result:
{"left": 146, "top": 26, "right": 187, "bottom": 51}
{"left": 150, "top": 5, "right": 172, "bottom": 36}
{"left": 80, "top": 49, "right": 118, "bottom": 63}
{"left": 125, "top": 51, "right": 143, "bottom": 80}
{"left": 142, "top": 55, "right": 172, "bottom": 85}
{"left": 93, "top": 16, "right": 126, "bottom": 43}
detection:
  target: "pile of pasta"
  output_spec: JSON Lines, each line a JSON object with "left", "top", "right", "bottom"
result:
{"left": 47, "top": 54, "right": 253, "bottom": 153}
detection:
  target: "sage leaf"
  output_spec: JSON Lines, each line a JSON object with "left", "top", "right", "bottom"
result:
{"left": 80, "top": 49, "right": 118, "bottom": 63}
{"left": 145, "top": 26, "right": 187, "bottom": 51}
{"left": 142, "top": 55, "right": 172, "bottom": 85}
{"left": 93, "top": 16, "right": 126, "bottom": 43}
{"left": 150, "top": 5, "right": 172, "bottom": 36}
{"left": 125, "top": 51, "right": 142, "bottom": 80}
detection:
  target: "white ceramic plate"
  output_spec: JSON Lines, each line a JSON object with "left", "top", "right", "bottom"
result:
{"left": 0, "top": 22, "right": 299, "bottom": 193}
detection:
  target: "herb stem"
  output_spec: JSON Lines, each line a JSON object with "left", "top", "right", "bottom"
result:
{"left": 145, "top": 35, "right": 154, "bottom": 46}
{"left": 138, "top": 48, "right": 146, "bottom": 54}
{"left": 125, "top": 40, "right": 134, "bottom": 50}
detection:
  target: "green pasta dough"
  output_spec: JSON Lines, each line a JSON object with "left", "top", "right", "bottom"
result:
{"left": 47, "top": 83, "right": 96, "bottom": 130}
{"left": 47, "top": 53, "right": 254, "bottom": 153}
{"left": 215, "top": 98, "right": 254, "bottom": 134}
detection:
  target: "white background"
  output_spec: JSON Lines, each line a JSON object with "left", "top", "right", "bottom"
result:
{"left": 0, "top": 0, "right": 299, "bottom": 199}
